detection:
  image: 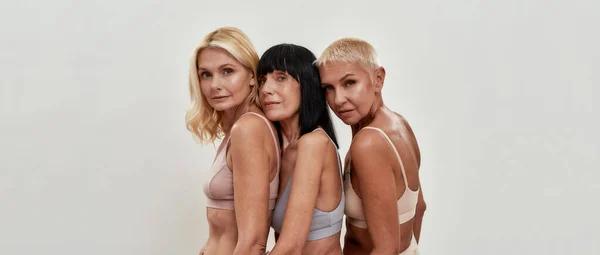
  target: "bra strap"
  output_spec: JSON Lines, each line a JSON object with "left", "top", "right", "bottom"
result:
{"left": 360, "top": 127, "right": 409, "bottom": 187}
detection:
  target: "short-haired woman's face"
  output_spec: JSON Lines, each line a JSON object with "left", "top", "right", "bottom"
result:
{"left": 258, "top": 71, "right": 301, "bottom": 122}
{"left": 319, "top": 62, "right": 377, "bottom": 125}
{"left": 197, "top": 47, "right": 254, "bottom": 111}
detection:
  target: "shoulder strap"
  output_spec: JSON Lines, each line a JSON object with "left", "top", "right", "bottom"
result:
{"left": 313, "top": 128, "right": 344, "bottom": 189}
{"left": 241, "top": 112, "right": 280, "bottom": 171}
{"left": 361, "top": 127, "right": 408, "bottom": 186}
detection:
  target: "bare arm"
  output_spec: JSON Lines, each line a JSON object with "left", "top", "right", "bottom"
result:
{"left": 269, "top": 133, "right": 328, "bottom": 255}
{"left": 413, "top": 183, "right": 426, "bottom": 243}
{"left": 400, "top": 117, "right": 425, "bottom": 242}
{"left": 351, "top": 131, "right": 401, "bottom": 255}
{"left": 230, "top": 115, "right": 274, "bottom": 255}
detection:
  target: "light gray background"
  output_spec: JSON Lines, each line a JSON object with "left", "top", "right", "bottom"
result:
{"left": 1, "top": 0, "right": 598, "bottom": 254}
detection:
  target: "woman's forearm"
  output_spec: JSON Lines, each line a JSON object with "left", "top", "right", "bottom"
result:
{"left": 413, "top": 203, "right": 426, "bottom": 243}
{"left": 413, "top": 214, "right": 423, "bottom": 242}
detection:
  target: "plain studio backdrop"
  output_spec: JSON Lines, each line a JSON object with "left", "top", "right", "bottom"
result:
{"left": 1, "top": 0, "right": 598, "bottom": 254}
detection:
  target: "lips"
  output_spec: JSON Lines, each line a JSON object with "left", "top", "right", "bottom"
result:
{"left": 263, "top": 101, "right": 280, "bottom": 107}
{"left": 212, "top": 95, "right": 228, "bottom": 100}
{"left": 338, "top": 109, "right": 353, "bottom": 114}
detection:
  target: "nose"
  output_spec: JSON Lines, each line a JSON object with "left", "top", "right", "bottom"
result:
{"left": 260, "top": 77, "right": 275, "bottom": 96}
{"left": 210, "top": 74, "right": 224, "bottom": 91}
{"left": 333, "top": 89, "right": 347, "bottom": 107}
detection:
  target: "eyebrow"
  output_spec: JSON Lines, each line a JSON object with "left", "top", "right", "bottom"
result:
{"left": 197, "top": 63, "right": 235, "bottom": 71}
{"left": 339, "top": 73, "right": 355, "bottom": 82}
{"left": 321, "top": 73, "right": 356, "bottom": 87}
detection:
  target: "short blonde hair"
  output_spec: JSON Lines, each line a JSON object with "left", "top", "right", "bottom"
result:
{"left": 315, "top": 38, "right": 380, "bottom": 71}
{"left": 185, "top": 27, "right": 260, "bottom": 144}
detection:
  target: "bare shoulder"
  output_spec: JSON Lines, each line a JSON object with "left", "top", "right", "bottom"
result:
{"left": 297, "top": 130, "right": 331, "bottom": 153}
{"left": 231, "top": 113, "right": 271, "bottom": 139}
{"left": 350, "top": 128, "right": 389, "bottom": 156}
{"left": 349, "top": 128, "right": 396, "bottom": 183}
{"left": 393, "top": 112, "right": 421, "bottom": 166}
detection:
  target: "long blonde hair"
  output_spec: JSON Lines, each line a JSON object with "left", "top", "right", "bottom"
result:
{"left": 185, "top": 27, "right": 260, "bottom": 144}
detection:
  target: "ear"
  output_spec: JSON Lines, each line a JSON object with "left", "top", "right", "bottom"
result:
{"left": 249, "top": 74, "right": 256, "bottom": 87}
{"left": 373, "top": 66, "right": 386, "bottom": 92}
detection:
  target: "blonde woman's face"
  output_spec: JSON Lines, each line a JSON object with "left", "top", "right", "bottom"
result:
{"left": 197, "top": 47, "right": 254, "bottom": 111}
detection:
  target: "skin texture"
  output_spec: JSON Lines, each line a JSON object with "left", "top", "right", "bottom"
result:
{"left": 320, "top": 61, "right": 426, "bottom": 255}
{"left": 258, "top": 71, "right": 301, "bottom": 124}
{"left": 259, "top": 71, "right": 343, "bottom": 255}
{"left": 197, "top": 47, "right": 278, "bottom": 255}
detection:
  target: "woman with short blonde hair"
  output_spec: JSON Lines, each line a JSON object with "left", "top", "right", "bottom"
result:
{"left": 317, "top": 38, "right": 427, "bottom": 255}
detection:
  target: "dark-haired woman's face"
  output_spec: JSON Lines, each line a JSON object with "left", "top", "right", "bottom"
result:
{"left": 258, "top": 71, "right": 301, "bottom": 122}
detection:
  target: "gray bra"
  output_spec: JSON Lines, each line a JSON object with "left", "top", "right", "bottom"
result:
{"left": 271, "top": 128, "right": 345, "bottom": 241}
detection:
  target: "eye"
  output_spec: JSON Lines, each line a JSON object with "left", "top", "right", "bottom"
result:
{"left": 277, "top": 75, "right": 286, "bottom": 82}
{"left": 199, "top": 71, "right": 211, "bottom": 79}
{"left": 344, "top": 80, "right": 356, "bottom": 86}
{"left": 258, "top": 77, "right": 266, "bottom": 86}
{"left": 222, "top": 68, "right": 233, "bottom": 74}
{"left": 323, "top": 85, "right": 333, "bottom": 91}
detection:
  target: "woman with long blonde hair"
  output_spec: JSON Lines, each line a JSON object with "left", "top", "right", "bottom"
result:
{"left": 186, "top": 27, "right": 280, "bottom": 255}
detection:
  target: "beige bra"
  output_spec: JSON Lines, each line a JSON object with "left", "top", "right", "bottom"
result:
{"left": 202, "top": 112, "right": 280, "bottom": 210}
{"left": 344, "top": 127, "right": 419, "bottom": 228}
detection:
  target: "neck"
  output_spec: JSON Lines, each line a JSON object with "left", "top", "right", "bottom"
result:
{"left": 352, "top": 95, "right": 385, "bottom": 136}
{"left": 222, "top": 98, "right": 252, "bottom": 134}
{"left": 279, "top": 113, "right": 301, "bottom": 149}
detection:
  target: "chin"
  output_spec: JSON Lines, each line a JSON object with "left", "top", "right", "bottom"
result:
{"left": 334, "top": 113, "right": 357, "bottom": 126}
{"left": 340, "top": 118, "right": 359, "bottom": 126}
{"left": 265, "top": 109, "right": 295, "bottom": 122}
{"left": 209, "top": 101, "right": 235, "bottom": 112}
{"left": 264, "top": 111, "right": 284, "bottom": 122}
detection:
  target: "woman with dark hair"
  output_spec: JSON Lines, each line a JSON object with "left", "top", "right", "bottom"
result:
{"left": 258, "top": 43, "right": 344, "bottom": 255}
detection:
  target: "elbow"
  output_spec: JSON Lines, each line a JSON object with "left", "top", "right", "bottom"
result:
{"left": 287, "top": 246, "right": 303, "bottom": 255}
{"left": 234, "top": 227, "right": 270, "bottom": 255}
{"left": 372, "top": 238, "right": 402, "bottom": 255}
{"left": 234, "top": 239, "right": 267, "bottom": 255}
{"left": 285, "top": 243, "right": 304, "bottom": 255}
{"left": 274, "top": 246, "right": 302, "bottom": 255}
{"left": 372, "top": 244, "right": 402, "bottom": 255}
{"left": 416, "top": 201, "right": 427, "bottom": 217}
{"left": 271, "top": 237, "right": 304, "bottom": 255}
